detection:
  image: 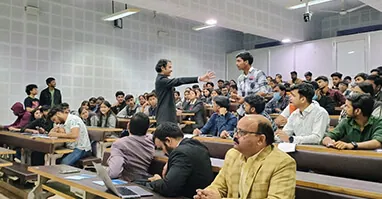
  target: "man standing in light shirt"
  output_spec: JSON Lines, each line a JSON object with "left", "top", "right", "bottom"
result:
{"left": 230, "top": 52, "right": 270, "bottom": 117}
{"left": 275, "top": 83, "right": 330, "bottom": 144}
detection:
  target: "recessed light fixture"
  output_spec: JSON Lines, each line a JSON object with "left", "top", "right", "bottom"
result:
{"left": 102, "top": 8, "right": 140, "bottom": 21}
{"left": 282, "top": 38, "right": 291, "bottom": 43}
{"left": 205, "top": 19, "right": 217, "bottom": 25}
{"left": 348, "top": 51, "right": 355, "bottom": 54}
{"left": 288, "top": 0, "right": 333, "bottom": 10}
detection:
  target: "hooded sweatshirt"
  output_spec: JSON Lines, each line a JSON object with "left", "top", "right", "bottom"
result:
{"left": 4, "top": 102, "right": 31, "bottom": 129}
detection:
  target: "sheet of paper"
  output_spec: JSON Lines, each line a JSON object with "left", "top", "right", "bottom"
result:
{"left": 93, "top": 179, "right": 128, "bottom": 186}
{"left": 277, "top": 143, "right": 296, "bottom": 153}
{"left": 64, "top": 174, "right": 96, "bottom": 180}
{"left": 183, "top": 134, "right": 195, "bottom": 139}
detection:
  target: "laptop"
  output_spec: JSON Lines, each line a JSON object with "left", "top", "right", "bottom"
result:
{"left": 93, "top": 163, "right": 153, "bottom": 198}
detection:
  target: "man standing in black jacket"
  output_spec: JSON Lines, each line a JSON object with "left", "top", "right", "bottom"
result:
{"left": 148, "top": 122, "right": 214, "bottom": 198}
{"left": 40, "top": 77, "right": 62, "bottom": 108}
{"left": 155, "top": 59, "right": 215, "bottom": 124}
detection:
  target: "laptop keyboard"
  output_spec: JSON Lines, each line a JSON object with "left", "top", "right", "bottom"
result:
{"left": 117, "top": 186, "right": 138, "bottom": 195}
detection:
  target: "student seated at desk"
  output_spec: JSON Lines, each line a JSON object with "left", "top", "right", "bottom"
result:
{"left": 322, "top": 94, "right": 382, "bottom": 150}
{"left": 30, "top": 108, "right": 43, "bottom": 122}
{"left": 79, "top": 107, "right": 91, "bottom": 126}
{"left": 194, "top": 115, "right": 296, "bottom": 199}
{"left": 24, "top": 84, "right": 40, "bottom": 113}
{"left": 90, "top": 101, "right": 117, "bottom": 128}
{"left": 117, "top": 95, "right": 139, "bottom": 118}
{"left": 111, "top": 91, "right": 126, "bottom": 115}
{"left": 48, "top": 105, "right": 92, "bottom": 166}
{"left": 275, "top": 83, "right": 329, "bottom": 144}
{"left": 193, "top": 96, "right": 237, "bottom": 138}
{"left": 148, "top": 122, "right": 214, "bottom": 198}
{"left": 181, "top": 90, "right": 205, "bottom": 134}
{"left": 265, "top": 84, "right": 290, "bottom": 114}
{"left": 244, "top": 95, "right": 277, "bottom": 132}
{"left": 107, "top": 113, "right": 155, "bottom": 181}
{"left": 137, "top": 92, "right": 157, "bottom": 117}
{"left": 0, "top": 102, "right": 31, "bottom": 131}
{"left": 174, "top": 91, "right": 183, "bottom": 109}
{"left": 9, "top": 106, "right": 53, "bottom": 134}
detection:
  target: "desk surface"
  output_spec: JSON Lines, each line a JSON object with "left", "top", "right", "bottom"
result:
{"left": 0, "top": 147, "right": 16, "bottom": 155}
{"left": 0, "top": 131, "right": 75, "bottom": 144}
{"left": 193, "top": 136, "right": 382, "bottom": 159}
{"left": 117, "top": 118, "right": 156, "bottom": 123}
{"left": 28, "top": 165, "right": 174, "bottom": 199}
{"left": 86, "top": 127, "right": 123, "bottom": 132}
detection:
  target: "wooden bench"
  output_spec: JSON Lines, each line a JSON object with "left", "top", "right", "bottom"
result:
{"left": 77, "top": 156, "right": 102, "bottom": 169}
{"left": 1, "top": 162, "right": 37, "bottom": 184}
{"left": 45, "top": 148, "right": 74, "bottom": 165}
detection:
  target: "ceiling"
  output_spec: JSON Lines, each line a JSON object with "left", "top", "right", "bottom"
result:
{"left": 114, "top": 0, "right": 381, "bottom": 42}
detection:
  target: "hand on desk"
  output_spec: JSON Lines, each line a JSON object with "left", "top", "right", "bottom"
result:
{"left": 219, "top": 131, "right": 229, "bottom": 139}
{"left": 194, "top": 189, "right": 221, "bottom": 199}
{"left": 148, "top": 174, "right": 162, "bottom": 182}
{"left": 8, "top": 127, "right": 20, "bottom": 132}
{"left": 333, "top": 141, "right": 354, "bottom": 150}
{"left": 275, "top": 130, "right": 290, "bottom": 143}
{"left": 193, "top": 128, "right": 202, "bottom": 136}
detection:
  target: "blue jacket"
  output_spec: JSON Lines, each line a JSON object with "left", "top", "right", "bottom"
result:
{"left": 200, "top": 112, "right": 237, "bottom": 137}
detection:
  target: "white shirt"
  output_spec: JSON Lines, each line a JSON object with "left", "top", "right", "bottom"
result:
{"left": 282, "top": 103, "right": 330, "bottom": 144}
{"left": 280, "top": 100, "right": 320, "bottom": 119}
{"left": 64, "top": 114, "right": 92, "bottom": 151}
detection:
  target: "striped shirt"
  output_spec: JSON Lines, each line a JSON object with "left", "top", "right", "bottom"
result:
{"left": 107, "top": 134, "right": 155, "bottom": 181}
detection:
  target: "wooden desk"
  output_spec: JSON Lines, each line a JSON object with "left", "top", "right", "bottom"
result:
{"left": 0, "top": 131, "right": 75, "bottom": 165}
{"left": 87, "top": 127, "right": 123, "bottom": 158}
{"left": 28, "top": 165, "right": 173, "bottom": 199}
{"left": 0, "top": 147, "right": 16, "bottom": 155}
{"left": 193, "top": 136, "right": 234, "bottom": 144}
{"left": 178, "top": 113, "right": 195, "bottom": 116}
{"left": 86, "top": 127, "right": 123, "bottom": 132}
{"left": 329, "top": 115, "right": 340, "bottom": 120}
{"left": 117, "top": 118, "right": 157, "bottom": 129}
{"left": 270, "top": 113, "right": 279, "bottom": 119}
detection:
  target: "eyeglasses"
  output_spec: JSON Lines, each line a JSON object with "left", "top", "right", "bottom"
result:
{"left": 235, "top": 128, "right": 262, "bottom": 137}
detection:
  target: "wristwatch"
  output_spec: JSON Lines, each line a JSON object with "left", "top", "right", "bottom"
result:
{"left": 289, "top": 136, "right": 294, "bottom": 143}
{"left": 351, "top": 141, "right": 358, "bottom": 149}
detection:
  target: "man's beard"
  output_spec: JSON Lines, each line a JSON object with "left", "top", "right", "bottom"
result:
{"left": 164, "top": 143, "right": 174, "bottom": 156}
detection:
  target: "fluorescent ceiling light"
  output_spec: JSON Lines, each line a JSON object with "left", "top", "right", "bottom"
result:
{"left": 288, "top": 0, "right": 333, "bottom": 10}
{"left": 282, "top": 38, "right": 291, "bottom": 43}
{"left": 205, "top": 19, "right": 217, "bottom": 25}
{"left": 348, "top": 51, "right": 355, "bottom": 54}
{"left": 192, "top": 24, "right": 216, "bottom": 31}
{"left": 102, "top": 8, "right": 140, "bottom": 21}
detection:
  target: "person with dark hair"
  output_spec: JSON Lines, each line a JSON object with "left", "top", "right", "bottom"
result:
{"left": 310, "top": 81, "right": 336, "bottom": 115}
{"left": 289, "top": 71, "right": 303, "bottom": 86}
{"left": 195, "top": 115, "right": 296, "bottom": 199}
{"left": 244, "top": 95, "right": 277, "bottom": 131}
{"left": 141, "top": 92, "right": 157, "bottom": 117}
{"left": 60, "top": 102, "right": 70, "bottom": 114}
{"left": 338, "top": 81, "right": 351, "bottom": 97}
{"left": 181, "top": 90, "right": 205, "bottom": 134}
{"left": 138, "top": 95, "right": 147, "bottom": 106}
{"left": 323, "top": 94, "right": 382, "bottom": 150}
{"left": 173, "top": 91, "right": 182, "bottom": 109}
{"left": 229, "top": 79, "right": 237, "bottom": 86}
{"left": 355, "top": 73, "right": 368, "bottom": 84}
{"left": 370, "top": 68, "right": 381, "bottom": 76}
{"left": 201, "top": 88, "right": 213, "bottom": 105}
{"left": 339, "top": 82, "right": 382, "bottom": 122}
{"left": 275, "top": 74, "right": 283, "bottom": 84}
{"left": 149, "top": 122, "right": 214, "bottom": 198}
{"left": 231, "top": 51, "right": 270, "bottom": 117}
{"left": 344, "top": 76, "right": 352, "bottom": 84}
{"left": 155, "top": 59, "right": 215, "bottom": 124}
{"left": 39, "top": 77, "right": 62, "bottom": 107}
{"left": 275, "top": 83, "right": 329, "bottom": 144}
{"left": 330, "top": 72, "right": 343, "bottom": 89}
{"left": 304, "top": 71, "right": 313, "bottom": 82}
{"left": 96, "top": 96, "right": 105, "bottom": 106}
{"left": 111, "top": 91, "right": 126, "bottom": 115}
{"left": 90, "top": 101, "right": 117, "bottom": 128}
{"left": 1, "top": 102, "right": 31, "bottom": 131}
{"left": 315, "top": 76, "right": 346, "bottom": 107}
{"left": 24, "top": 84, "right": 40, "bottom": 113}
{"left": 88, "top": 97, "right": 98, "bottom": 113}
{"left": 193, "top": 96, "right": 237, "bottom": 138}
{"left": 221, "top": 87, "right": 229, "bottom": 97}
{"left": 47, "top": 105, "right": 91, "bottom": 166}
{"left": 217, "top": 79, "right": 224, "bottom": 89}
{"left": 181, "top": 90, "right": 190, "bottom": 109}
{"left": 265, "top": 84, "right": 290, "bottom": 114}
{"left": 117, "top": 95, "right": 139, "bottom": 118}
{"left": 78, "top": 107, "right": 91, "bottom": 126}
{"left": 366, "top": 75, "right": 382, "bottom": 101}
{"left": 107, "top": 112, "right": 155, "bottom": 181}
{"left": 211, "top": 89, "right": 221, "bottom": 98}
{"left": 20, "top": 105, "right": 52, "bottom": 134}
{"left": 206, "top": 82, "right": 214, "bottom": 89}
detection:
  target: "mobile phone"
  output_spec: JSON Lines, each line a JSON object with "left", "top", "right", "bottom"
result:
{"left": 59, "top": 169, "right": 81, "bottom": 174}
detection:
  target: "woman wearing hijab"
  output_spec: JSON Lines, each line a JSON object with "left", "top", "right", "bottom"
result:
{"left": 1, "top": 102, "right": 31, "bottom": 131}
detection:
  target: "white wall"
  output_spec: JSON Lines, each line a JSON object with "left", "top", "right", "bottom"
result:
{"left": 0, "top": 0, "right": 243, "bottom": 123}
{"left": 227, "top": 30, "right": 382, "bottom": 82}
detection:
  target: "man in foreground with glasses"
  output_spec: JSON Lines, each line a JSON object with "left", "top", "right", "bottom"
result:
{"left": 194, "top": 115, "right": 296, "bottom": 199}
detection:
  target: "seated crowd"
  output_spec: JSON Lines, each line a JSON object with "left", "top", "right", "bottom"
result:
{"left": 1, "top": 61, "right": 382, "bottom": 198}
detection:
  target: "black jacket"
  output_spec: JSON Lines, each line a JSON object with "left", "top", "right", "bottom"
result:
{"left": 149, "top": 138, "right": 214, "bottom": 198}
{"left": 111, "top": 102, "right": 126, "bottom": 115}
{"left": 155, "top": 74, "right": 198, "bottom": 124}
{"left": 39, "top": 88, "right": 62, "bottom": 107}
{"left": 317, "top": 95, "right": 336, "bottom": 115}
{"left": 182, "top": 99, "right": 205, "bottom": 129}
